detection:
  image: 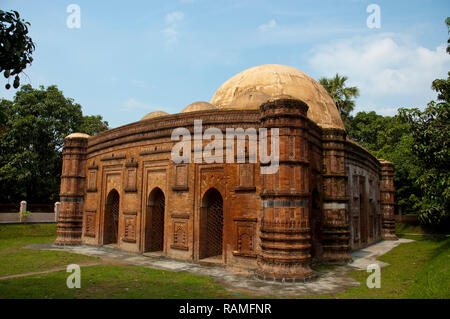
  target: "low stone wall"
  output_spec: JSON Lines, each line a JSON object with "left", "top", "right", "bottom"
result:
{"left": 0, "top": 212, "right": 56, "bottom": 223}
{"left": 395, "top": 214, "right": 419, "bottom": 223}
{"left": 0, "top": 201, "right": 59, "bottom": 224}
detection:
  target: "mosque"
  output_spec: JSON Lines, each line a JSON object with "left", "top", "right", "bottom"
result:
{"left": 55, "top": 64, "right": 397, "bottom": 281}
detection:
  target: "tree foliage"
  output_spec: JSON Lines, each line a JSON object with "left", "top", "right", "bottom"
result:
{"left": 0, "top": 85, "right": 108, "bottom": 203}
{"left": 323, "top": 18, "right": 450, "bottom": 229}
{"left": 398, "top": 96, "right": 449, "bottom": 226}
{"left": 0, "top": 10, "right": 35, "bottom": 90}
{"left": 347, "top": 111, "right": 421, "bottom": 216}
{"left": 319, "top": 73, "right": 359, "bottom": 126}
{"left": 395, "top": 19, "right": 450, "bottom": 227}
{"left": 347, "top": 105, "right": 449, "bottom": 229}
{"left": 78, "top": 115, "right": 109, "bottom": 136}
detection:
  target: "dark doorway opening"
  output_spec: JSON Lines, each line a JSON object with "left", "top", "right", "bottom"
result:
{"left": 199, "top": 188, "right": 223, "bottom": 260}
{"left": 144, "top": 187, "right": 165, "bottom": 252}
{"left": 104, "top": 189, "right": 120, "bottom": 245}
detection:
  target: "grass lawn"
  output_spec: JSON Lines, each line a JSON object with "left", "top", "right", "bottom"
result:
{"left": 315, "top": 235, "right": 450, "bottom": 299}
{"left": 0, "top": 223, "right": 448, "bottom": 299}
{"left": 0, "top": 264, "right": 242, "bottom": 299}
{"left": 0, "top": 224, "right": 246, "bottom": 298}
{"left": 0, "top": 224, "right": 99, "bottom": 277}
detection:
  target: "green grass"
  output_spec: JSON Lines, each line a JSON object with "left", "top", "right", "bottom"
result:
{"left": 0, "top": 223, "right": 448, "bottom": 298}
{"left": 0, "top": 223, "right": 57, "bottom": 250}
{"left": 396, "top": 222, "right": 427, "bottom": 235}
{"left": 0, "top": 224, "right": 99, "bottom": 277}
{"left": 0, "top": 265, "right": 243, "bottom": 299}
{"left": 0, "top": 224, "right": 248, "bottom": 298}
{"left": 314, "top": 235, "right": 450, "bottom": 299}
{"left": 395, "top": 221, "right": 449, "bottom": 236}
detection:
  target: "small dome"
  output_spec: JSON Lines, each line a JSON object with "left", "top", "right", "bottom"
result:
{"left": 66, "top": 132, "right": 90, "bottom": 139}
{"left": 181, "top": 101, "right": 217, "bottom": 113}
{"left": 228, "top": 91, "right": 270, "bottom": 110}
{"left": 141, "top": 111, "right": 169, "bottom": 121}
{"left": 210, "top": 64, "right": 344, "bottom": 129}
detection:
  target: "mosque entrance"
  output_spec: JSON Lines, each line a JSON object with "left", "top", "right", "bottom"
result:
{"left": 103, "top": 189, "right": 120, "bottom": 245}
{"left": 199, "top": 188, "right": 223, "bottom": 260}
{"left": 144, "top": 187, "right": 165, "bottom": 252}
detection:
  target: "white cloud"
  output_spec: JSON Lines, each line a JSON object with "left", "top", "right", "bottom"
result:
{"left": 258, "top": 19, "right": 277, "bottom": 32}
{"left": 308, "top": 34, "right": 450, "bottom": 114}
{"left": 164, "top": 11, "right": 184, "bottom": 45}
{"left": 165, "top": 11, "right": 184, "bottom": 24}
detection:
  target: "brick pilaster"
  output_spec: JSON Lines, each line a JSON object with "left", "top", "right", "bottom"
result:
{"left": 54, "top": 133, "right": 89, "bottom": 245}
{"left": 379, "top": 160, "right": 398, "bottom": 240}
{"left": 256, "top": 98, "right": 314, "bottom": 282}
{"left": 321, "top": 128, "right": 352, "bottom": 263}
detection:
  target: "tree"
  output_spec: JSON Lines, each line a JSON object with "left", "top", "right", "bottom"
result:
{"left": 396, "top": 18, "right": 450, "bottom": 228}
{"left": 0, "top": 84, "right": 108, "bottom": 203}
{"left": 319, "top": 73, "right": 359, "bottom": 126}
{"left": 348, "top": 111, "right": 421, "bottom": 216}
{"left": 0, "top": 10, "right": 35, "bottom": 90}
{"left": 78, "top": 115, "right": 109, "bottom": 136}
{"left": 399, "top": 103, "right": 449, "bottom": 227}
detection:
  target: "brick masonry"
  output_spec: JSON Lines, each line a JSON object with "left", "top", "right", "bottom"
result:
{"left": 55, "top": 98, "right": 397, "bottom": 281}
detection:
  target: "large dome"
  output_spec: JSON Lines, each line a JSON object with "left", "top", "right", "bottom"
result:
{"left": 210, "top": 64, "right": 344, "bottom": 129}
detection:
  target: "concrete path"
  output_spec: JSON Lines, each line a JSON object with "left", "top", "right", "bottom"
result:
{"left": 28, "top": 238, "right": 414, "bottom": 297}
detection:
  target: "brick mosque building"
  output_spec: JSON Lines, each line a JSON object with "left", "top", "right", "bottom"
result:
{"left": 55, "top": 64, "right": 397, "bottom": 281}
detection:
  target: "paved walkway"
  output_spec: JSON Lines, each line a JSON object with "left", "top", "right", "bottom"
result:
{"left": 29, "top": 238, "right": 414, "bottom": 297}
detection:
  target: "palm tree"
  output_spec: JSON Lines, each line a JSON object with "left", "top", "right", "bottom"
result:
{"left": 319, "top": 74, "right": 359, "bottom": 126}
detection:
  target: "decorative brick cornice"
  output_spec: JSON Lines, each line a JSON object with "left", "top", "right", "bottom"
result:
{"left": 87, "top": 109, "right": 260, "bottom": 154}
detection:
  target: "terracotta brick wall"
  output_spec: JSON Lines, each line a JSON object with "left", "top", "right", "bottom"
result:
{"left": 56, "top": 100, "right": 395, "bottom": 280}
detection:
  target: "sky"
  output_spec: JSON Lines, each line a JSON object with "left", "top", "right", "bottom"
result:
{"left": 1, "top": 0, "right": 449, "bottom": 128}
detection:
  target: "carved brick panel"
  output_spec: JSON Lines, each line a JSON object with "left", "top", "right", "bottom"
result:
{"left": 106, "top": 171, "right": 121, "bottom": 193}
{"left": 124, "top": 159, "right": 138, "bottom": 193}
{"left": 171, "top": 214, "right": 189, "bottom": 250}
{"left": 323, "top": 209, "right": 347, "bottom": 227}
{"left": 87, "top": 164, "right": 98, "bottom": 192}
{"left": 236, "top": 164, "right": 256, "bottom": 191}
{"left": 84, "top": 210, "right": 96, "bottom": 237}
{"left": 232, "top": 218, "right": 257, "bottom": 258}
{"left": 123, "top": 211, "right": 137, "bottom": 243}
{"left": 324, "top": 177, "right": 346, "bottom": 198}
{"left": 173, "top": 164, "right": 189, "bottom": 191}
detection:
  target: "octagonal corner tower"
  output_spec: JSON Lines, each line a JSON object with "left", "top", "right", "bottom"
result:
{"left": 210, "top": 64, "right": 345, "bottom": 130}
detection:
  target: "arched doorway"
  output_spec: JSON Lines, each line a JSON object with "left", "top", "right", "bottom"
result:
{"left": 104, "top": 189, "right": 120, "bottom": 245}
{"left": 144, "top": 187, "right": 165, "bottom": 252}
{"left": 199, "top": 188, "right": 223, "bottom": 260}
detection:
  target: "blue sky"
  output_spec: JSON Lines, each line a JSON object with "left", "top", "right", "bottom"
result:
{"left": 1, "top": 0, "right": 449, "bottom": 128}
